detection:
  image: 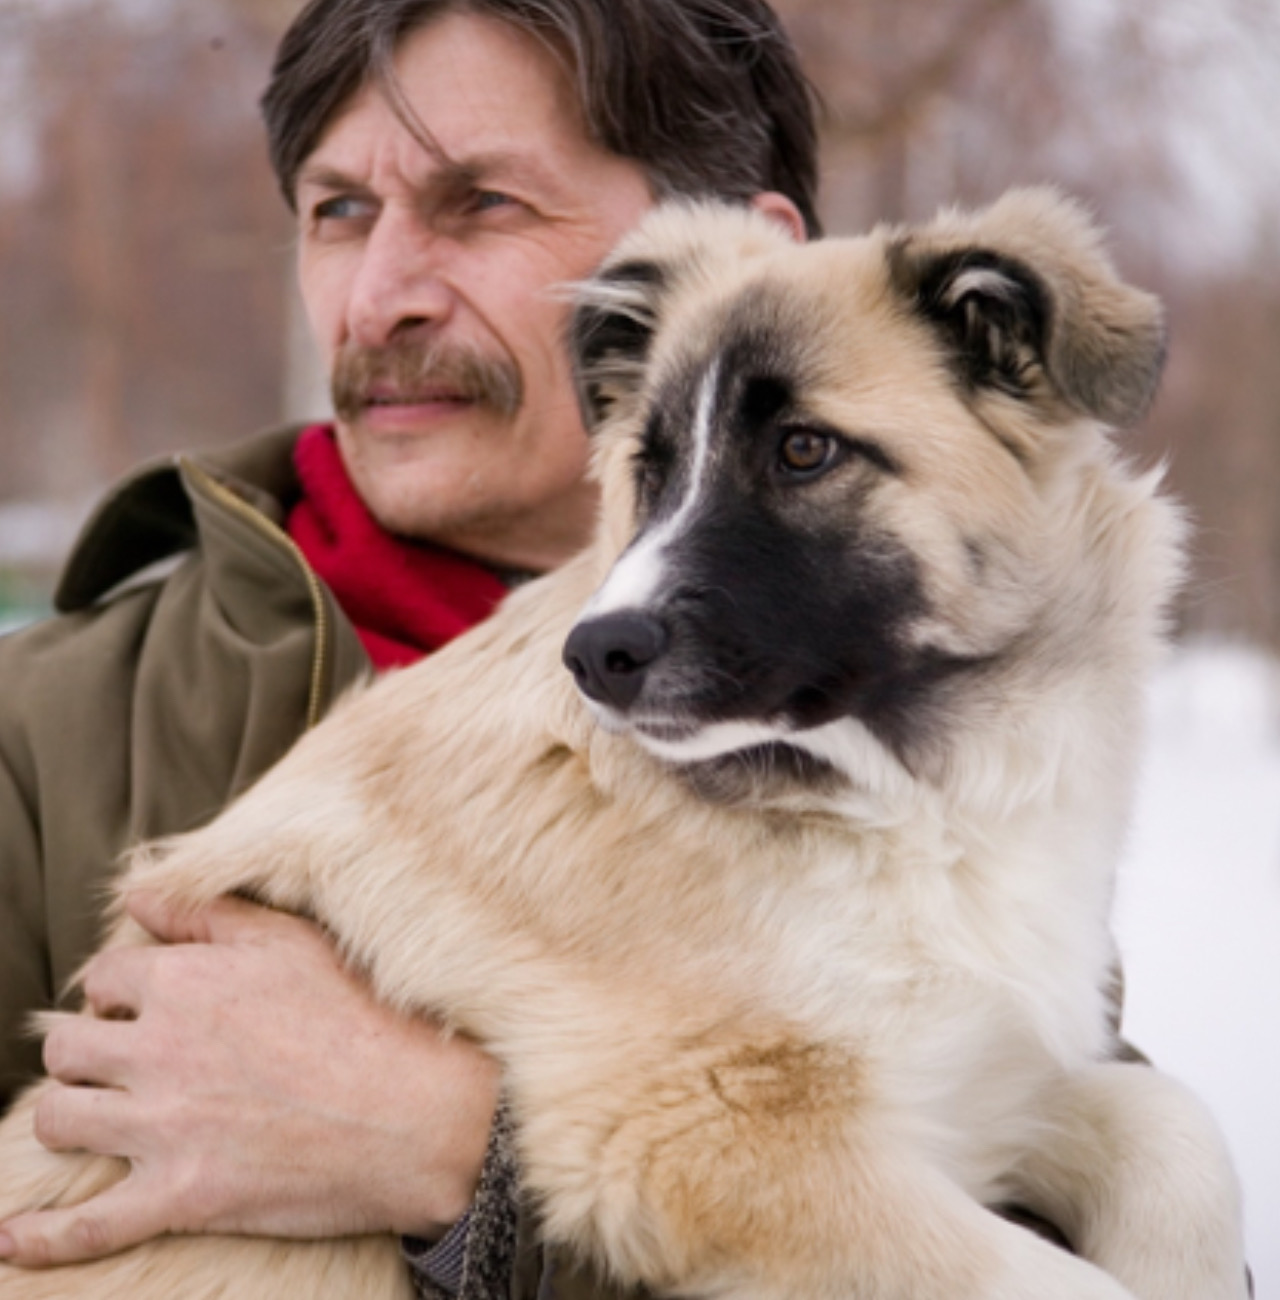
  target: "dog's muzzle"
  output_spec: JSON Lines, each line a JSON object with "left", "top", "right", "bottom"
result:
{"left": 563, "top": 611, "right": 668, "bottom": 711}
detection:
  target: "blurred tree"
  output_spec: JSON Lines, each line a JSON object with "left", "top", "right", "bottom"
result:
{"left": 0, "top": 0, "right": 293, "bottom": 506}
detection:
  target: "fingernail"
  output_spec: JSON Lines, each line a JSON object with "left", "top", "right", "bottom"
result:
{"left": 0, "top": 1230, "right": 15, "bottom": 1257}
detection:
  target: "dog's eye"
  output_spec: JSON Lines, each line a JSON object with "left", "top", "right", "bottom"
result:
{"left": 777, "top": 429, "right": 838, "bottom": 478}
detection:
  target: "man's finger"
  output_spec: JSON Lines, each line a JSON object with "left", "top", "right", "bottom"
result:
{"left": 125, "top": 888, "right": 294, "bottom": 948}
{"left": 32, "top": 1082, "right": 134, "bottom": 1157}
{"left": 80, "top": 944, "right": 161, "bottom": 1019}
{"left": 0, "top": 1174, "right": 168, "bottom": 1268}
{"left": 42, "top": 1015, "right": 141, "bottom": 1088}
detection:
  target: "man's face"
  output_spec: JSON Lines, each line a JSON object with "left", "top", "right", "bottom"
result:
{"left": 295, "top": 12, "right": 655, "bottom": 570}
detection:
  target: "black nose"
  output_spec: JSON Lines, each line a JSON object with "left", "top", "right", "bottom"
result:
{"left": 563, "top": 612, "right": 668, "bottom": 710}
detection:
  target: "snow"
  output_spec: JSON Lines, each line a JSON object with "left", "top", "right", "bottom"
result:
{"left": 1115, "top": 642, "right": 1280, "bottom": 1295}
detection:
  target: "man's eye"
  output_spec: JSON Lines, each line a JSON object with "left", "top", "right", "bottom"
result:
{"left": 470, "top": 190, "right": 516, "bottom": 213}
{"left": 311, "top": 195, "right": 374, "bottom": 224}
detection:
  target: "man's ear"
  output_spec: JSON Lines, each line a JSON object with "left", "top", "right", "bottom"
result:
{"left": 750, "top": 191, "right": 806, "bottom": 242}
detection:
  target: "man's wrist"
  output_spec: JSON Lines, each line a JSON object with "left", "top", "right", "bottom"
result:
{"left": 403, "top": 1097, "right": 520, "bottom": 1300}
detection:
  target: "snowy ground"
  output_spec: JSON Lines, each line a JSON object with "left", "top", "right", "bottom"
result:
{"left": 1114, "top": 642, "right": 1280, "bottom": 1296}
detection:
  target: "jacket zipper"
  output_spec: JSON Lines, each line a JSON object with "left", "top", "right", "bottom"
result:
{"left": 181, "top": 459, "right": 330, "bottom": 730}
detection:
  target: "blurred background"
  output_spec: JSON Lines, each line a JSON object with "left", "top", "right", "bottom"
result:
{"left": 0, "top": 0, "right": 1277, "bottom": 1288}
{"left": 2, "top": 0, "right": 1280, "bottom": 644}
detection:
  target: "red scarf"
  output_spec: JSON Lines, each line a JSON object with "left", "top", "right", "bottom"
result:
{"left": 287, "top": 425, "right": 508, "bottom": 671}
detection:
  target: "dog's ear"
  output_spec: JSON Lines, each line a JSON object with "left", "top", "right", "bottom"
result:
{"left": 569, "top": 257, "right": 669, "bottom": 433}
{"left": 569, "top": 201, "right": 798, "bottom": 432}
{"left": 889, "top": 189, "right": 1166, "bottom": 429}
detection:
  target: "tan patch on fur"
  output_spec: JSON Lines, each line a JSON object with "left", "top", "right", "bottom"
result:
{"left": 706, "top": 1040, "right": 857, "bottom": 1119}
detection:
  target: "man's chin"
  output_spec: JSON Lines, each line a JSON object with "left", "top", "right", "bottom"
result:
{"left": 332, "top": 439, "right": 464, "bottom": 539}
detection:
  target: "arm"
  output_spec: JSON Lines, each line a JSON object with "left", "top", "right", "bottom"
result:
{"left": 0, "top": 891, "right": 499, "bottom": 1266}
{"left": 0, "top": 747, "right": 51, "bottom": 1110}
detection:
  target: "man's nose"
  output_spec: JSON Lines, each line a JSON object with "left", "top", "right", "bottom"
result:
{"left": 346, "top": 206, "right": 455, "bottom": 348}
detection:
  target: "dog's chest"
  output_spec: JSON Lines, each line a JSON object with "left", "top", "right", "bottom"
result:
{"left": 707, "top": 817, "right": 1112, "bottom": 1068}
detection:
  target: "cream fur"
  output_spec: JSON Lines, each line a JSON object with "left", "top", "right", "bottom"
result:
{"left": 0, "top": 192, "right": 1247, "bottom": 1299}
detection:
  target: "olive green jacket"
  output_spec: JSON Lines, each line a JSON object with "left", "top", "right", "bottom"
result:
{"left": 0, "top": 428, "right": 370, "bottom": 1100}
{"left": 0, "top": 426, "right": 631, "bottom": 1300}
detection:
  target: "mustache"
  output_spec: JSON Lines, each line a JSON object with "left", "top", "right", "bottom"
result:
{"left": 331, "top": 337, "right": 523, "bottom": 422}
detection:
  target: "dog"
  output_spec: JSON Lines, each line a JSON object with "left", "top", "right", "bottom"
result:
{"left": 0, "top": 190, "right": 1248, "bottom": 1299}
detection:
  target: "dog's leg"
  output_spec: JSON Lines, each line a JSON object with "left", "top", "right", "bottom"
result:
{"left": 80, "top": 824, "right": 1153, "bottom": 1300}
{"left": 1011, "top": 1062, "right": 1248, "bottom": 1300}
{"left": 520, "top": 1035, "right": 1140, "bottom": 1300}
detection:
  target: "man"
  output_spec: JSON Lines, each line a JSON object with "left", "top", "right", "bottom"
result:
{"left": 0, "top": 1, "right": 817, "bottom": 1294}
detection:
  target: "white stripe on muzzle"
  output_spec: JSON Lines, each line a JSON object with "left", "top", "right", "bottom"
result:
{"left": 584, "top": 363, "right": 720, "bottom": 618}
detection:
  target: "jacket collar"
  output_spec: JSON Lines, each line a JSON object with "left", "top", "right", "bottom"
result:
{"left": 54, "top": 426, "right": 305, "bottom": 613}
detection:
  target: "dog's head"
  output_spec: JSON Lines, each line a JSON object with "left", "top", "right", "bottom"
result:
{"left": 562, "top": 191, "right": 1177, "bottom": 800}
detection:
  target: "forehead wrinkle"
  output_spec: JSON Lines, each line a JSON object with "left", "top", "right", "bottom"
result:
{"left": 299, "top": 137, "right": 565, "bottom": 210}
{"left": 373, "top": 59, "right": 451, "bottom": 168}
{"left": 370, "top": 39, "right": 578, "bottom": 205}
{"left": 436, "top": 148, "right": 568, "bottom": 199}
{"left": 296, "top": 161, "right": 369, "bottom": 196}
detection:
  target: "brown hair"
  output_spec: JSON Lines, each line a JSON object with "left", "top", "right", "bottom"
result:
{"left": 261, "top": 0, "right": 822, "bottom": 236}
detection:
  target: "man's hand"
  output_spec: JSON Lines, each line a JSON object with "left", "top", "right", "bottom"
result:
{"left": 0, "top": 892, "right": 499, "bottom": 1268}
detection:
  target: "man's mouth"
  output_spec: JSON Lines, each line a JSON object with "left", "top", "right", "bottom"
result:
{"left": 364, "top": 387, "right": 470, "bottom": 409}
